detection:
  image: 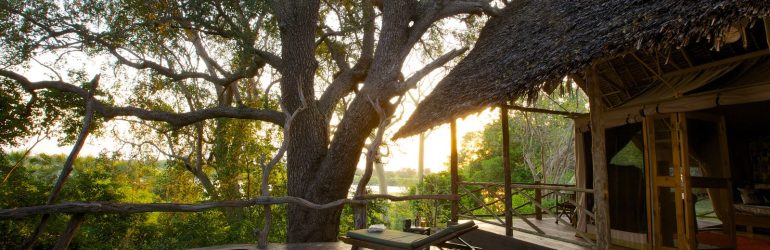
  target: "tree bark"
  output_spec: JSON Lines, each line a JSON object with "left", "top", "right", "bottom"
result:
{"left": 53, "top": 213, "right": 85, "bottom": 250}
{"left": 287, "top": 0, "right": 416, "bottom": 242}
{"left": 375, "top": 162, "right": 388, "bottom": 195}
{"left": 271, "top": 0, "right": 338, "bottom": 243}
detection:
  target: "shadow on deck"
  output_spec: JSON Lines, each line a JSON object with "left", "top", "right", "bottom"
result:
{"left": 453, "top": 226, "right": 553, "bottom": 250}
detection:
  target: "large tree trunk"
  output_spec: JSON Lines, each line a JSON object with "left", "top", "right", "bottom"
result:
{"left": 272, "top": 0, "right": 336, "bottom": 243}
{"left": 273, "top": 0, "right": 455, "bottom": 242}
{"left": 277, "top": 0, "right": 415, "bottom": 242}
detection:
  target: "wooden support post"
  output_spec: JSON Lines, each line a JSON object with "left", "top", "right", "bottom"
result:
{"left": 501, "top": 107, "right": 513, "bottom": 236}
{"left": 418, "top": 133, "right": 426, "bottom": 185}
{"left": 764, "top": 17, "right": 770, "bottom": 51}
{"left": 535, "top": 180, "right": 543, "bottom": 220}
{"left": 53, "top": 213, "right": 85, "bottom": 250}
{"left": 589, "top": 67, "right": 611, "bottom": 249}
{"left": 574, "top": 123, "right": 588, "bottom": 232}
{"left": 450, "top": 120, "right": 459, "bottom": 224}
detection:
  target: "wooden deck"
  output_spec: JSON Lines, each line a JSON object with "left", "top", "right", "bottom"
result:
{"left": 469, "top": 218, "right": 592, "bottom": 250}
{"left": 191, "top": 217, "right": 598, "bottom": 250}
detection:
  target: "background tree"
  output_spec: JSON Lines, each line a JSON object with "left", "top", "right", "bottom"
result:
{"left": 460, "top": 83, "right": 588, "bottom": 184}
{"left": 0, "top": 0, "right": 500, "bottom": 242}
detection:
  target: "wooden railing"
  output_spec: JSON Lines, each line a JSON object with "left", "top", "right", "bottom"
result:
{"left": 0, "top": 194, "right": 456, "bottom": 249}
{"left": 457, "top": 181, "right": 596, "bottom": 247}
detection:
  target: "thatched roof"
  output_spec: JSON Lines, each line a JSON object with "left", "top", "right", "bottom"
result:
{"left": 394, "top": 0, "right": 770, "bottom": 139}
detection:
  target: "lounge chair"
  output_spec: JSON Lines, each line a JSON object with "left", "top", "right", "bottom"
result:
{"left": 340, "top": 221, "right": 480, "bottom": 250}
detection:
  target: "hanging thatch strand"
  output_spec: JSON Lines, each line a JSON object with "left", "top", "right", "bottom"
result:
{"left": 394, "top": 0, "right": 770, "bottom": 139}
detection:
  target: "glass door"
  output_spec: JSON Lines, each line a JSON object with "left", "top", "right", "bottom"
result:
{"left": 644, "top": 114, "right": 687, "bottom": 249}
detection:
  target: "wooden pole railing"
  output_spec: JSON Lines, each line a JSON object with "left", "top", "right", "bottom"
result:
{"left": 534, "top": 180, "right": 542, "bottom": 220}
{"left": 0, "top": 194, "right": 456, "bottom": 220}
{"left": 460, "top": 181, "right": 593, "bottom": 193}
{"left": 457, "top": 181, "right": 596, "bottom": 247}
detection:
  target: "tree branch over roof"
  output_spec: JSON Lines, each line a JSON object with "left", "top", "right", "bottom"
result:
{"left": 397, "top": 46, "right": 469, "bottom": 93}
{"left": 403, "top": 0, "right": 498, "bottom": 58}
{"left": 0, "top": 70, "right": 285, "bottom": 128}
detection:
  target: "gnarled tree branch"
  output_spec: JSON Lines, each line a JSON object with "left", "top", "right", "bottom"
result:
{"left": 318, "top": 0, "right": 376, "bottom": 116}
{"left": 0, "top": 70, "right": 286, "bottom": 127}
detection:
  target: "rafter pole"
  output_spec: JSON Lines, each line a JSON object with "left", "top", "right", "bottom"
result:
{"left": 663, "top": 49, "right": 769, "bottom": 78}
{"left": 605, "top": 60, "right": 632, "bottom": 98}
{"left": 680, "top": 49, "right": 694, "bottom": 67}
{"left": 589, "top": 66, "right": 611, "bottom": 249}
{"left": 501, "top": 106, "right": 513, "bottom": 236}
{"left": 450, "top": 119, "right": 459, "bottom": 224}
{"left": 630, "top": 52, "right": 677, "bottom": 93}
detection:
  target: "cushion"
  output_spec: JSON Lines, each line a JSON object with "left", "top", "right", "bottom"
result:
{"left": 346, "top": 221, "right": 476, "bottom": 249}
{"left": 346, "top": 229, "right": 426, "bottom": 249}
{"left": 410, "top": 221, "right": 475, "bottom": 248}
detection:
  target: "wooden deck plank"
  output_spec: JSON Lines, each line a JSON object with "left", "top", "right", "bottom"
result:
{"left": 473, "top": 218, "right": 591, "bottom": 250}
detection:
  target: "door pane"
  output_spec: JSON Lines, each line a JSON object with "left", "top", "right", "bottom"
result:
{"left": 654, "top": 118, "right": 675, "bottom": 177}
{"left": 658, "top": 187, "right": 680, "bottom": 248}
{"left": 685, "top": 116, "right": 734, "bottom": 249}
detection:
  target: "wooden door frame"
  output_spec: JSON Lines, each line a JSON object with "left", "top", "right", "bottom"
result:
{"left": 645, "top": 112, "right": 736, "bottom": 249}
{"left": 680, "top": 112, "right": 737, "bottom": 249}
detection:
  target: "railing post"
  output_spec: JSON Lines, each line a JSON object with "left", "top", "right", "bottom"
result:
{"left": 53, "top": 213, "right": 85, "bottom": 250}
{"left": 501, "top": 106, "right": 513, "bottom": 236}
{"left": 354, "top": 203, "right": 367, "bottom": 229}
{"left": 535, "top": 180, "right": 542, "bottom": 220}
{"left": 450, "top": 120, "right": 459, "bottom": 224}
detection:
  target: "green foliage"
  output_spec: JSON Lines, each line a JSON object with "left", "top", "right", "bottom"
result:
{"left": 0, "top": 78, "right": 100, "bottom": 146}
{"left": 409, "top": 171, "right": 453, "bottom": 227}
{"left": 0, "top": 154, "right": 149, "bottom": 249}
{"left": 609, "top": 141, "right": 644, "bottom": 169}
{"left": 0, "top": 153, "right": 289, "bottom": 249}
{"left": 0, "top": 79, "right": 33, "bottom": 146}
{"left": 460, "top": 87, "right": 588, "bottom": 184}
{"left": 459, "top": 118, "right": 534, "bottom": 183}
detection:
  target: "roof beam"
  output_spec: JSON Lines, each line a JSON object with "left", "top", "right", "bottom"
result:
{"left": 501, "top": 104, "right": 586, "bottom": 117}
{"left": 662, "top": 49, "right": 769, "bottom": 78}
